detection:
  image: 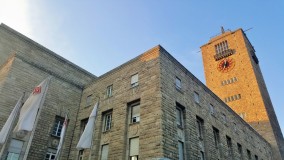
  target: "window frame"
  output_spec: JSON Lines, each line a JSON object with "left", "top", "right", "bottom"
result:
{"left": 131, "top": 104, "right": 140, "bottom": 123}
{"left": 7, "top": 139, "right": 24, "bottom": 160}
{"left": 78, "top": 149, "right": 84, "bottom": 160}
{"left": 176, "top": 107, "right": 183, "bottom": 128}
{"left": 106, "top": 85, "right": 113, "bottom": 98}
{"left": 101, "top": 144, "right": 109, "bottom": 160}
{"left": 102, "top": 111, "right": 112, "bottom": 132}
{"left": 51, "top": 116, "right": 64, "bottom": 137}
{"left": 175, "top": 77, "right": 181, "bottom": 90}
{"left": 213, "top": 127, "right": 220, "bottom": 149}
{"left": 196, "top": 117, "right": 204, "bottom": 140}
{"left": 45, "top": 148, "right": 57, "bottom": 160}
{"left": 178, "top": 141, "right": 185, "bottom": 160}
{"left": 226, "top": 136, "right": 233, "bottom": 158}
{"left": 237, "top": 143, "right": 243, "bottom": 160}
{"left": 131, "top": 73, "right": 139, "bottom": 87}
{"left": 129, "top": 137, "right": 139, "bottom": 160}
{"left": 194, "top": 92, "right": 200, "bottom": 104}
{"left": 86, "top": 94, "right": 92, "bottom": 107}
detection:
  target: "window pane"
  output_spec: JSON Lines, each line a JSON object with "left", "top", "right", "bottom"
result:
{"left": 132, "top": 105, "right": 140, "bottom": 123}
{"left": 103, "top": 112, "right": 112, "bottom": 131}
{"left": 7, "top": 153, "right": 20, "bottom": 160}
{"left": 176, "top": 77, "right": 181, "bottom": 89}
{"left": 130, "top": 137, "right": 139, "bottom": 156}
{"left": 131, "top": 74, "right": 139, "bottom": 87}
{"left": 101, "top": 145, "right": 109, "bottom": 160}
{"left": 107, "top": 85, "right": 113, "bottom": 97}
{"left": 52, "top": 118, "right": 64, "bottom": 137}
{"left": 8, "top": 139, "right": 23, "bottom": 154}
{"left": 178, "top": 141, "right": 184, "bottom": 160}
{"left": 194, "top": 92, "right": 200, "bottom": 103}
{"left": 176, "top": 108, "right": 182, "bottom": 126}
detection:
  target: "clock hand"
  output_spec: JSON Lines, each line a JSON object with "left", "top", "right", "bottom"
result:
{"left": 223, "top": 59, "right": 227, "bottom": 69}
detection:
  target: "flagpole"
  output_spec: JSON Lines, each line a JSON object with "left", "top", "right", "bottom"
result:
{"left": 0, "top": 93, "right": 25, "bottom": 159}
{"left": 88, "top": 99, "right": 99, "bottom": 160}
{"left": 56, "top": 110, "right": 69, "bottom": 160}
{"left": 23, "top": 77, "right": 51, "bottom": 160}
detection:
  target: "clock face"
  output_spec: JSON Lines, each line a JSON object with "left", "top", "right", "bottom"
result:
{"left": 217, "top": 58, "right": 235, "bottom": 72}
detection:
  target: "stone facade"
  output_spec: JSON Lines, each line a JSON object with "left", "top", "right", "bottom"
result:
{"left": 0, "top": 24, "right": 277, "bottom": 160}
{"left": 201, "top": 28, "right": 284, "bottom": 160}
{"left": 0, "top": 24, "right": 96, "bottom": 159}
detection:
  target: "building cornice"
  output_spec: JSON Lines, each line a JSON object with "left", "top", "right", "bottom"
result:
{"left": 0, "top": 23, "right": 97, "bottom": 79}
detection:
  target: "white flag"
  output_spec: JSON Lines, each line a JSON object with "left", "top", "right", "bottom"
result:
{"left": 14, "top": 77, "right": 50, "bottom": 132}
{"left": 76, "top": 102, "right": 98, "bottom": 149}
{"left": 55, "top": 114, "right": 68, "bottom": 159}
{"left": 0, "top": 95, "right": 24, "bottom": 144}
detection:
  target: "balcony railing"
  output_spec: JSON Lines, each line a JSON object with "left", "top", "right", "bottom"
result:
{"left": 214, "top": 49, "right": 235, "bottom": 61}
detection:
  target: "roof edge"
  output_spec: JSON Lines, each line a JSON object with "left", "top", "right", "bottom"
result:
{"left": 0, "top": 23, "right": 97, "bottom": 79}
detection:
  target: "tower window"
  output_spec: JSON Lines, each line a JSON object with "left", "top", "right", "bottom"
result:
{"left": 214, "top": 40, "right": 234, "bottom": 60}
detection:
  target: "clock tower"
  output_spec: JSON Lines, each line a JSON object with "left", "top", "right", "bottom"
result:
{"left": 201, "top": 28, "right": 284, "bottom": 159}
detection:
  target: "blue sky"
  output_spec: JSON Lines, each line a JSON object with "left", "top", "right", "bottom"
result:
{"left": 1, "top": 0, "right": 284, "bottom": 133}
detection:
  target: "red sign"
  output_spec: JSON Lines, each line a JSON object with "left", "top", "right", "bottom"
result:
{"left": 33, "top": 86, "right": 41, "bottom": 94}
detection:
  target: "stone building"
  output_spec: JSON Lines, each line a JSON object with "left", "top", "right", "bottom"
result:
{"left": 0, "top": 23, "right": 280, "bottom": 160}
{"left": 201, "top": 28, "right": 284, "bottom": 160}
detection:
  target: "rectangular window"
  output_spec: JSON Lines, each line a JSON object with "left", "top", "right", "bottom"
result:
{"left": 78, "top": 150, "right": 84, "bottom": 160}
{"left": 131, "top": 104, "right": 140, "bottom": 123}
{"left": 103, "top": 111, "right": 112, "bottom": 132}
{"left": 86, "top": 94, "right": 92, "bottom": 107}
{"left": 196, "top": 117, "right": 204, "bottom": 139}
{"left": 176, "top": 107, "right": 183, "bottom": 127}
{"left": 213, "top": 127, "right": 220, "bottom": 148}
{"left": 106, "top": 85, "right": 113, "bottom": 98}
{"left": 194, "top": 92, "right": 200, "bottom": 104}
{"left": 129, "top": 137, "right": 139, "bottom": 160}
{"left": 215, "top": 40, "right": 229, "bottom": 55}
{"left": 131, "top": 73, "right": 139, "bottom": 87}
{"left": 247, "top": 149, "right": 252, "bottom": 160}
{"left": 237, "top": 143, "right": 243, "bottom": 160}
{"left": 80, "top": 118, "right": 88, "bottom": 135}
{"left": 175, "top": 77, "right": 181, "bottom": 90}
{"left": 45, "top": 148, "right": 57, "bottom": 160}
{"left": 178, "top": 141, "right": 184, "bottom": 160}
{"left": 199, "top": 151, "right": 205, "bottom": 160}
{"left": 209, "top": 104, "right": 215, "bottom": 115}
{"left": 222, "top": 113, "right": 227, "bottom": 124}
{"left": 226, "top": 136, "right": 233, "bottom": 158}
{"left": 254, "top": 155, "right": 258, "bottom": 160}
{"left": 6, "top": 139, "right": 23, "bottom": 160}
{"left": 101, "top": 144, "right": 109, "bottom": 160}
{"left": 52, "top": 116, "right": 64, "bottom": 137}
